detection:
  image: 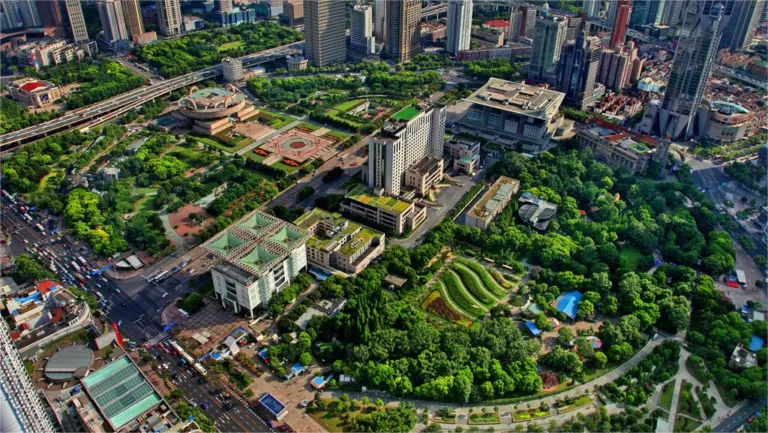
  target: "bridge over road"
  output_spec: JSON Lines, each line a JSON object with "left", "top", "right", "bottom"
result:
{"left": 0, "top": 42, "right": 303, "bottom": 154}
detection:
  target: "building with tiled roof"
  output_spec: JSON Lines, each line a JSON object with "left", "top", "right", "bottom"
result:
{"left": 202, "top": 210, "right": 309, "bottom": 318}
{"left": 575, "top": 118, "right": 668, "bottom": 174}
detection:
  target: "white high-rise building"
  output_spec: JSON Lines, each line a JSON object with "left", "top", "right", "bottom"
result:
{"left": 222, "top": 57, "right": 243, "bottom": 82}
{"left": 98, "top": 0, "right": 129, "bottom": 45}
{"left": 218, "top": 0, "right": 233, "bottom": 13}
{"left": 350, "top": 4, "right": 375, "bottom": 54}
{"left": 203, "top": 211, "right": 309, "bottom": 318}
{"left": 0, "top": 317, "right": 57, "bottom": 433}
{"left": 446, "top": 0, "right": 472, "bottom": 55}
{"left": 367, "top": 101, "right": 446, "bottom": 196}
{"left": 157, "top": 0, "right": 182, "bottom": 36}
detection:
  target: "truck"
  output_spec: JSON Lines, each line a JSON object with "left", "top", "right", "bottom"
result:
{"left": 71, "top": 261, "right": 81, "bottom": 273}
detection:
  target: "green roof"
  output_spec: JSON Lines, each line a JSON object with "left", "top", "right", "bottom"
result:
{"left": 298, "top": 208, "right": 364, "bottom": 252}
{"left": 238, "top": 246, "right": 278, "bottom": 272}
{"left": 207, "top": 232, "right": 247, "bottom": 256}
{"left": 390, "top": 105, "right": 421, "bottom": 122}
{"left": 339, "top": 228, "right": 379, "bottom": 257}
{"left": 81, "top": 357, "right": 162, "bottom": 430}
{"left": 627, "top": 142, "right": 650, "bottom": 154}
{"left": 346, "top": 185, "right": 412, "bottom": 213}
{"left": 238, "top": 212, "right": 277, "bottom": 235}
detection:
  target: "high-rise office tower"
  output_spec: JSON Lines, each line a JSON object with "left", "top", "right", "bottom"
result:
{"left": 304, "top": 0, "right": 346, "bottom": 66}
{"left": 0, "top": 0, "right": 41, "bottom": 29}
{"left": 218, "top": 0, "right": 233, "bottom": 13}
{"left": 658, "top": 1, "right": 724, "bottom": 139}
{"left": 609, "top": 0, "right": 631, "bottom": 49}
{"left": 64, "top": 0, "right": 89, "bottom": 43}
{"left": 121, "top": 0, "right": 144, "bottom": 39}
{"left": 35, "top": 0, "right": 62, "bottom": 27}
{"left": 660, "top": 0, "right": 684, "bottom": 25}
{"left": 374, "top": 0, "right": 386, "bottom": 42}
{"left": 350, "top": 4, "right": 375, "bottom": 54}
{"left": 446, "top": 0, "right": 472, "bottom": 55}
{"left": 720, "top": 0, "right": 765, "bottom": 50}
{"left": 630, "top": 0, "right": 664, "bottom": 28}
{"left": 98, "top": 0, "right": 129, "bottom": 44}
{"left": 0, "top": 316, "right": 58, "bottom": 433}
{"left": 368, "top": 102, "right": 446, "bottom": 196}
{"left": 510, "top": 5, "right": 536, "bottom": 39}
{"left": 566, "top": 13, "right": 587, "bottom": 41}
{"left": 583, "top": 0, "right": 601, "bottom": 17}
{"left": 385, "top": 0, "right": 421, "bottom": 63}
{"left": 557, "top": 31, "right": 602, "bottom": 109}
{"left": 529, "top": 14, "right": 567, "bottom": 85}
{"left": 157, "top": 0, "right": 182, "bottom": 36}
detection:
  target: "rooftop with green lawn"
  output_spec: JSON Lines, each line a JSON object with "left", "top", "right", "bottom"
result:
{"left": 297, "top": 208, "right": 364, "bottom": 252}
{"left": 390, "top": 105, "right": 421, "bottom": 122}
{"left": 346, "top": 185, "right": 412, "bottom": 214}
{"left": 339, "top": 227, "right": 380, "bottom": 257}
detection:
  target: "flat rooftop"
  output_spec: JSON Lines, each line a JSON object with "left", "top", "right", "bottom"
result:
{"left": 390, "top": 105, "right": 422, "bottom": 122}
{"left": 408, "top": 156, "right": 442, "bottom": 175}
{"left": 465, "top": 78, "right": 565, "bottom": 120}
{"left": 346, "top": 185, "right": 412, "bottom": 214}
{"left": 583, "top": 125, "right": 653, "bottom": 155}
{"left": 339, "top": 227, "right": 379, "bottom": 257}
{"left": 469, "top": 176, "right": 520, "bottom": 219}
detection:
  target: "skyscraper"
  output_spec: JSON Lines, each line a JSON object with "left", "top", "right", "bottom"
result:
{"left": 720, "top": 0, "right": 765, "bottom": 50}
{"left": 660, "top": 0, "right": 684, "bottom": 25}
{"left": 446, "top": 0, "right": 472, "bottom": 55}
{"left": 157, "top": 0, "right": 181, "bottom": 36}
{"left": 509, "top": 5, "right": 536, "bottom": 40}
{"left": 121, "top": 0, "right": 144, "bottom": 39}
{"left": 630, "top": 0, "right": 665, "bottom": 28}
{"left": 529, "top": 14, "right": 567, "bottom": 85}
{"left": 374, "top": 0, "right": 386, "bottom": 42}
{"left": 658, "top": 1, "right": 724, "bottom": 139}
{"left": 385, "top": 0, "right": 421, "bottom": 63}
{"left": 283, "top": 0, "right": 304, "bottom": 26}
{"left": 64, "top": 0, "right": 89, "bottom": 43}
{"left": 583, "top": 0, "right": 601, "bottom": 17}
{"left": 98, "top": 0, "right": 129, "bottom": 46}
{"left": 304, "top": 0, "right": 346, "bottom": 66}
{"left": 598, "top": 41, "right": 643, "bottom": 91}
{"left": 35, "top": 0, "right": 62, "bottom": 27}
{"left": 0, "top": 0, "right": 41, "bottom": 29}
{"left": 609, "top": 0, "right": 631, "bottom": 49}
{"left": 557, "top": 31, "right": 602, "bottom": 109}
{"left": 350, "top": 4, "right": 375, "bottom": 54}
{"left": 0, "top": 316, "right": 58, "bottom": 433}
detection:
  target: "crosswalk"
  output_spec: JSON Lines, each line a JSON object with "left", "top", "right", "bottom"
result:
{"left": 144, "top": 331, "right": 170, "bottom": 347}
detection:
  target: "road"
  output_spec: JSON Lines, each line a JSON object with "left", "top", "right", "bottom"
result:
{"left": 713, "top": 398, "right": 765, "bottom": 432}
{"left": 0, "top": 197, "right": 190, "bottom": 345}
{"left": 0, "top": 42, "right": 303, "bottom": 151}
{"left": 149, "top": 345, "right": 274, "bottom": 433}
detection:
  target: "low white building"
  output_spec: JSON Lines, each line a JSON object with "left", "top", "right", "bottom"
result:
{"left": 203, "top": 211, "right": 309, "bottom": 318}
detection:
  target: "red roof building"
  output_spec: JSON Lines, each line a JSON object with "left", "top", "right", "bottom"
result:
{"left": 19, "top": 81, "right": 44, "bottom": 92}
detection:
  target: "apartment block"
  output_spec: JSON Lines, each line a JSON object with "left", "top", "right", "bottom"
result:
{"left": 341, "top": 185, "right": 427, "bottom": 235}
{"left": 464, "top": 176, "right": 520, "bottom": 230}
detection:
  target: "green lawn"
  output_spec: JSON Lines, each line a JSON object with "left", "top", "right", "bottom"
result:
{"left": 659, "top": 380, "right": 676, "bottom": 411}
{"left": 619, "top": 246, "right": 648, "bottom": 270}
{"left": 325, "top": 110, "right": 367, "bottom": 129}
{"left": 38, "top": 170, "right": 61, "bottom": 192}
{"left": 272, "top": 161, "right": 298, "bottom": 173}
{"left": 557, "top": 395, "right": 593, "bottom": 413}
{"left": 677, "top": 380, "right": 702, "bottom": 419}
{"left": 247, "top": 152, "right": 267, "bottom": 163}
{"left": 469, "top": 411, "right": 501, "bottom": 425}
{"left": 325, "top": 130, "right": 351, "bottom": 142}
{"left": 189, "top": 134, "right": 254, "bottom": 153}
{"left": 333, "top": 99, "right": 366, "bottom": 112}
{"left": 673, "top": 415, "right": 702, "bottom": 433}
{"left": 134, "top": 187, "right": 158, "bottom": 195}
{"left": 299, "top": 122, "right": 322, "bottom": 131}
{"left": 217, "top": 41, "right": 244, "bottom": 52}
{"left": 258, "top": 109, "right": 294, "bottom": 129}
{"left": 134, "top": 194, "right": 155, "bottom": 212}
{"left": 512, "top": 408, "right": 550, "bottom": 422}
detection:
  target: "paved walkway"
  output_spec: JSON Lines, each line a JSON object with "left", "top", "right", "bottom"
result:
{"left": 235, "top": 115, "right": 307, "bottom": 156}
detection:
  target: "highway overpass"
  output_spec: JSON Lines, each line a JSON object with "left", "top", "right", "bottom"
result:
{"left": 0, "top": 42, "right": 303, "bottom": 154}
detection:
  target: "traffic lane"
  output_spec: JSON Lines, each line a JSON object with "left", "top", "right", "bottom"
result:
{"left": 156, "top": 350, "right": 272, "bottom": 433}
{"left": 713, "top": 398, "right": 765, "bottom": 432}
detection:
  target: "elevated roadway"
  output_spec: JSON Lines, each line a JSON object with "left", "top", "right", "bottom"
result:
{"left": 0, "top": 42, "right": 302, "bottom": 154}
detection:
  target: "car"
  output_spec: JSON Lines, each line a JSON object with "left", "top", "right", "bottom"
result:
{"left": 223, "top": 402, "right": 234, "bottom": 410}
{"left": 200, "top": 403, "right": 209, "bottom": 410}
{"left": 23, "top": 239, "right": 29, "bottom": 244}
{"left": 300, "top": 399, "right": 309, "bottom": 408}
{"left": 748, "top": 416, "right": 755, "bottom": 424}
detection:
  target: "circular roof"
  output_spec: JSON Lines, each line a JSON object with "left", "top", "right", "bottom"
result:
{"left": 711, "top": 101, "right": 749, "bottom": 114}
{"left": 45, "top": 346, "right": 94, "bottom": 381}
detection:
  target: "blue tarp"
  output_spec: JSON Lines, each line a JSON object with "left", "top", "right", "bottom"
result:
{"left": 525, "top": 321, "right": 541, "bottom": 336}
{"left": 554, "top": 291, "right": 583, "bottom": 320}
{"left": 750, "top": 335, "right": 765, "bottom": 352}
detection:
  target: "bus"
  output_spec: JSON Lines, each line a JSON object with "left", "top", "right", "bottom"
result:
{"left": 71, "top": 261, "right": 82, "bottom": 273}
{"left": 35, "top": 224, "right": 45, "bottom": 234}
{"left": 77, "top": 256, "right": 89, "bottom": 267}
{"left": 193, "top": 363, "right": 208, "bottom": 377}
{"left": 150, "top": 271, "right": 170, "bottom": 285}
{"left": 178, "top": 309, "right": 190, "bottom": 319}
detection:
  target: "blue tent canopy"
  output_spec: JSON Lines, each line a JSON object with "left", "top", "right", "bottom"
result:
{"left": 525, "top": 321, "right": 541, "bottom": 336}
{"left": 750, "top": 335, "right": 765, "bottom": 352}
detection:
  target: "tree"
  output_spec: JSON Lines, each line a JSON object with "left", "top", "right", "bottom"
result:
{"left": 594, "top": 352, "right": 608, "bottom": 369}
{"left": 607, "top": 342, "right": 633, "bottom": 362}
{"left": 556, "top": 327, "right": 574, "bottom": 347}
{"left": 299, "top": 352, "right": 312, "bottom": 366}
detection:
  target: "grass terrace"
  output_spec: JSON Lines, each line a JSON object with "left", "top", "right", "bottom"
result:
{"left": 339, "top": 228, "right": 378, "bottom": 257}
{"left": 346, "top": 185, "right": 411, "bottom": 213}
{"left": 217, "top": 41, "right": 245, "bottom": 52}
{"left": 469, "top": 411, "right": 501, "bottom": 425}
{"left": 659, "top": 380, "right": 675, "bottom": 411}
{"left": 557, "top": 395, "right": 593, "bottom": 413}
{"left": 390, "top": 105, "right": 421, "bottom": 122}
{"left": 512, "top": 408, "right": 550, "bottom": 422}
{"left": 333, "top": 99, "right": 366, "bottom": 112}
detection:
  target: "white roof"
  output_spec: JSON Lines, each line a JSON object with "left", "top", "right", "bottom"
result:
{"left": 655, "top": 418, "right": 669, "bottom": 433}
{"left": 735, "top": 269, "right": 747, "bottom": 283}
{"left": 126, "top": 255, "right": 143, "bottom": 269}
